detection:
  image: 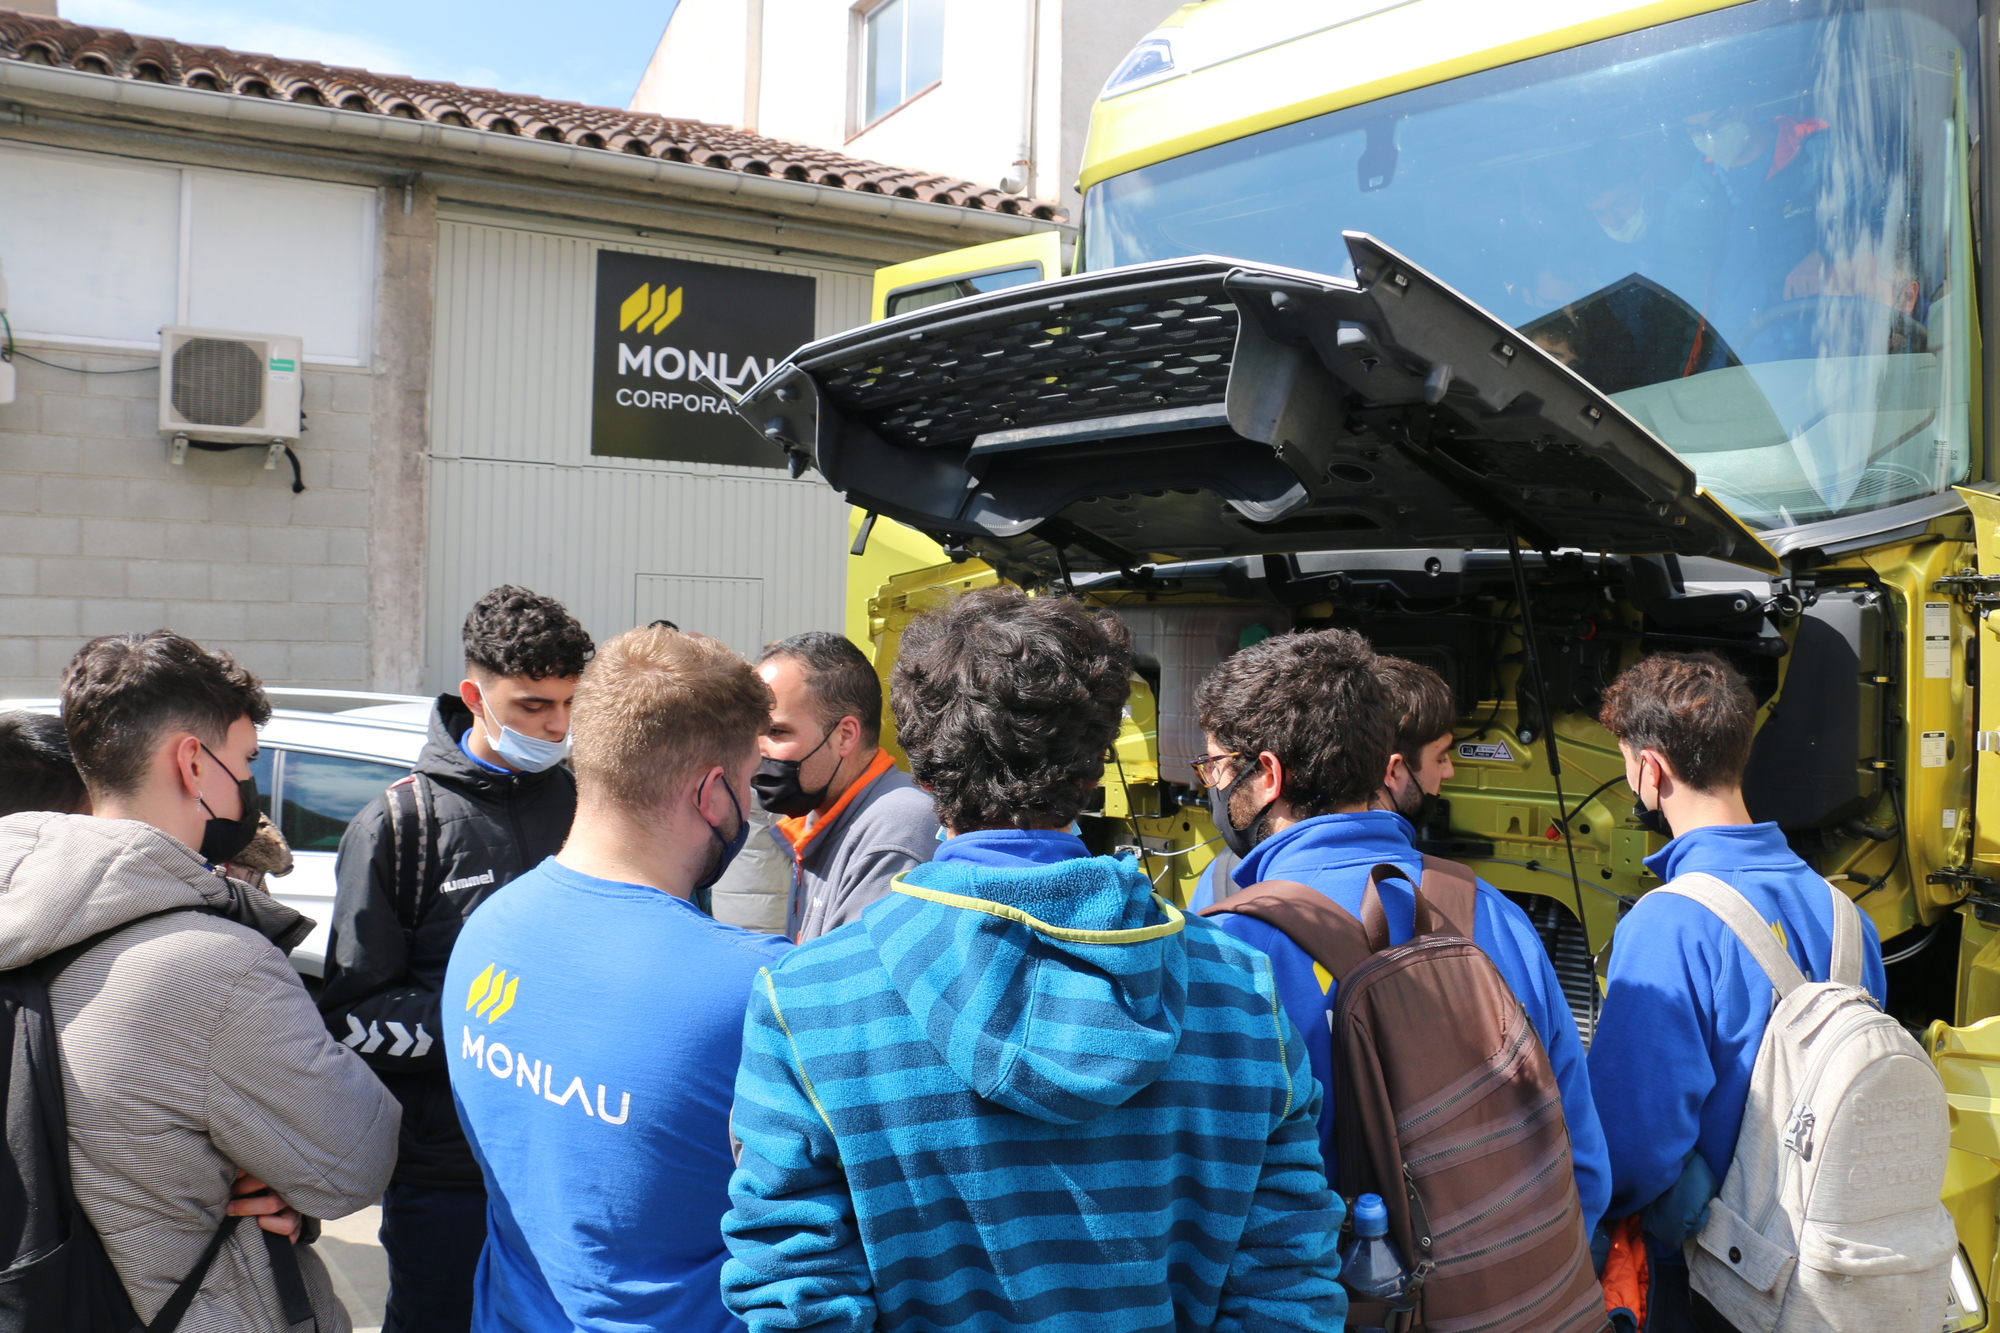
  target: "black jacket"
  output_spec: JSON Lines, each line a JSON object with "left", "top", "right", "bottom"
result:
{"left": 319, "top": 694, "right": 576, "bottom": 1189}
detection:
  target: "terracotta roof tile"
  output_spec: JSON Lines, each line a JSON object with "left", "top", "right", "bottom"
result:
{"left": 0, "top": 8, "right": 1063, "bottom": 220}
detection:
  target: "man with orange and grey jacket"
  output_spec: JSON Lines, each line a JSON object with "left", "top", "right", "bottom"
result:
{"left": 742, "top": 633, "right": 937, "bottom": 941}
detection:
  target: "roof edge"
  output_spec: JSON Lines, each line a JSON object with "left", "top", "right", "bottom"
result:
{"left": 0, "top": 58, "right": 1069, "bottom": 239}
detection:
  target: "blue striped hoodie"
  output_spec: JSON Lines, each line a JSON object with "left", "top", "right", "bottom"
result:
{"left": 720, "top": 830, "right": 1344, "bottom": 1333}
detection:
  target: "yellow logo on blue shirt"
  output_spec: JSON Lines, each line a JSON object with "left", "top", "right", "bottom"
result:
{"left": 465, "top": 963, "right": 519, "bottom": 1023}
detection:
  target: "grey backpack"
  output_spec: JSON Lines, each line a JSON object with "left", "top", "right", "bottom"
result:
{"left": 1657, "top": 873, "right": 1954, "bottom": 1332}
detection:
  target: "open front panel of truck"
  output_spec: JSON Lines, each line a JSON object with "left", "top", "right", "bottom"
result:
{"left": 759, "top": 235, "right": 1774, "bottom": 586}
{"left": 793, "top": 0, "right": 2000, "bottom": 1308}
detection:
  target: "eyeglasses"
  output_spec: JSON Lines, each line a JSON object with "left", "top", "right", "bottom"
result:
{"left": 1189, "top": 751, "right": 1241, "bottom": 789}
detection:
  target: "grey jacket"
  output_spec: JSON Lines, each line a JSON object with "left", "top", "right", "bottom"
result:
{"left": 709, "top": 806, "right": 792, "bottom": 934}
{"left": 0, "top": 813, "right": 401, "bottom": 1333}
{"left": 785, "top": 763, "right": 939, "bottom": 941}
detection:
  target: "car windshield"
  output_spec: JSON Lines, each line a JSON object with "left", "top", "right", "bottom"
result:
{"left": 1083, "top": 0, "right": 1976, "bottom": 530}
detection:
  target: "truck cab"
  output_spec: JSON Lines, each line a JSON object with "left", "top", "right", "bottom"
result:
{"left": 742, "top": 0, "right": 2000, "bottom": 1319}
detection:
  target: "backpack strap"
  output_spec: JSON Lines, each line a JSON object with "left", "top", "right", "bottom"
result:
{"left": 144, "top": 1214, "right": 242, "bottom": 1333}
{"left": 29, "top": 905, "right": 248, "bottom": 1333}
{"left": 1826, "top": 878, "right": 1864, "bottom": 988}
{"left": 1654, "top": 871, "right": 1809, "bottom": 996}
{"left": 385, "top": 775, "right": 440, "bottom": 939}
{"left": 1199, "top": 865, "right": 1418, "bottom": 981}
{"left": 1416, "top": 854, "right": 1479, "bottom": 940}
{"left": 36, "top": 905, "right": 226, "bottom": 984}
{"left": 1200, "top": 879, "right": 1380, "bottom": 981}
{"left": 259, "top": 1225, "right": 319, "bottom": 1331}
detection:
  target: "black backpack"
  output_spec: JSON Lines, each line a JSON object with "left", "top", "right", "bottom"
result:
{"left": 0, "top": 908, "right": 244, "bottom": 1333}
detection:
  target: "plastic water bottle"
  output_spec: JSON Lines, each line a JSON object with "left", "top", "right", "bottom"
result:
{"left": 1340, "top": 1193, "right": 1411, "bottom": 1333}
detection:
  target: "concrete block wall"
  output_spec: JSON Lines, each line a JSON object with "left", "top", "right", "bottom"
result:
{"left": 0, "top": 348, "right": 376, "bottom": 695}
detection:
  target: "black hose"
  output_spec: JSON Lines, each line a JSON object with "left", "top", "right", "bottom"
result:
{"left": 1558, "top": 774, "right": 1629, "bottom": 831}
{"left": 1881, "top": 916, "right": 1947, "bottom": 966}
{"left": 187, "top": 439, "right": 306, "bottom": 493}
{"left": 1504, "top": 525, "right": 1595, "bottom": 1032}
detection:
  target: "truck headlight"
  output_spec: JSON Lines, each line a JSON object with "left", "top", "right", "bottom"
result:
{"left": 1101, "top": 35, "right": 1178, "bottom": 99}
{"left": 1945, "top": 1247, "right": 1986, "bottom": 1331}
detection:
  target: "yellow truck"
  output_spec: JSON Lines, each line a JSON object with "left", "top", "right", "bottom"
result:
{"left": 741, "top": 0, "right": 2000, "bottom": 1320}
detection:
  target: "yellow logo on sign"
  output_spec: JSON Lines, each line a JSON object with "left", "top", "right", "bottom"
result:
{"left": 464, "top": 963, "right": 519, "bottom": 1023}
{"left": 619, "top": 283, "right": 684, "bottom": 336}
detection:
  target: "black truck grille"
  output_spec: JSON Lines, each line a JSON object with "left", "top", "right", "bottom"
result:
{"left": 813, "top": 279, "right": 1239, "bottom": 449}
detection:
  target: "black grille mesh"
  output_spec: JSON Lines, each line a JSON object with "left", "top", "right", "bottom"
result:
{"left": 170, "top": 337, "right": 264, "bottom": 428}
{"left": 1508, "top": 890, "right": 1599, "bottom": 1046}
{"left": 815, "top": 283, "right": 1239, "bottom": 449}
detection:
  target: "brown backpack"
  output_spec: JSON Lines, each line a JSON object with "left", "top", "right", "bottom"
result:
{"left": 1202, "top": 859, "right": 1605, "bottom": 1333}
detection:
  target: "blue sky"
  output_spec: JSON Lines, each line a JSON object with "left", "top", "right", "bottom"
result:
{"left": 62, "top": 0, "right": 681, "bottom": 109}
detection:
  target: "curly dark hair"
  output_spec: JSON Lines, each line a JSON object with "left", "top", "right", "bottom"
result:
{"left": 462, "top": 585, "right": 594, "bottom": 681}
{"left": 59, "top": 632, "right": 271, "bottom": 799}
{"left": 0, "top": 711, "right": 89, "bottom": 816}
{"left": 891, "top": 587, "right": 1133, "bottom": 832}
{"left": 1598, "top": 651, "right": 1755, "bottom": 791}
{"left": 1195, "top": 628, "right": 1393, "bottom": 818}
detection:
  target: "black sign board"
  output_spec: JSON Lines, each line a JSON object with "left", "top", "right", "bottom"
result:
{"left": 590, "top": 249, "right": 816, "bottom": 467}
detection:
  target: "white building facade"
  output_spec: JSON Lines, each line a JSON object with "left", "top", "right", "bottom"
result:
{"left": 0, "top": 12, "right": 1060, "bottom": 695}
{"left": 631, "top": 0, "right": 1184, "bottom": 223}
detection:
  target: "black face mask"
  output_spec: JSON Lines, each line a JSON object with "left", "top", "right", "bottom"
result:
{"left": 196, "top": 743, "right": 261, "bottom": 866}
{"left": 1395, "top": 779, "right": 1440, "bottom": 835}
{"left": 751, "top": 727, "right": 837, "bottom": 817}
{"left": 1633, "top": 798, "right": 1673, "bottom": 838}
{"left": 1215, "top": 763, "right": 1277, "bottom": 858}
{"left": 691, "top": 776, "right": 750, "bottom": 915}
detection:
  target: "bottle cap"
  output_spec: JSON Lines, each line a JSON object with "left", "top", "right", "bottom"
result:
{"left": 1354, "top": 1193, "right": 1389, "bottom": 1237}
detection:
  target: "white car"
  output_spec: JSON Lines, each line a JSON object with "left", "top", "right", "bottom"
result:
{"left": 1, "top": 688, "right": 431, "bottom": 980}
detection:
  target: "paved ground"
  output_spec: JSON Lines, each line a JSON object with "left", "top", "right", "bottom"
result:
{"left": 319, "top": 1205, "right": 388, "bottom": 1333}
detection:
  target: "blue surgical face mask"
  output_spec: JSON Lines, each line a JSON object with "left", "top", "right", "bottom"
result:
{"left": 488, "top": 722, "right": 570, "bottom": 774}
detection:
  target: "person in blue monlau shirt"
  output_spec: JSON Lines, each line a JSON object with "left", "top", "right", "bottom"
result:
{"left": 444, "top": 625, "right": 790, "bottom": 1333}
{"left": 1590, "top": 651, "right": 1887, "bottom": 1333}
{"left": 1188, "top": 630, "right": 1611, "bottom": 1243}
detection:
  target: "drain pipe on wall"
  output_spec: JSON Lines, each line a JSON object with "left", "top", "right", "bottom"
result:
{"left": 1004, "top": 0, "right": 1041, "bottom": 198}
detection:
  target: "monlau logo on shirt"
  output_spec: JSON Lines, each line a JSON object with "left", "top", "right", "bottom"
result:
{"left": 464, "top": 962, "right": 519, "bottom": 1023}
{"left": 459, "top": 962, "right": 632, "bottom": 1126}
{"left": 460, "top": 1027, "right": 631, "bottom": 1126}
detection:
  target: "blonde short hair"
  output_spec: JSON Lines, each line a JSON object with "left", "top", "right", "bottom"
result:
{"left": 569, "top": 626, "right": 771, "bottom": 812}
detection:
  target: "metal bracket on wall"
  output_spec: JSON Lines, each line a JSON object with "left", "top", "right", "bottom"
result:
{"left": 1934, "top": 569, "right": 2000, "bottom": 616}
{"left": 1929, "top": 866, "right": 2000, "bottom": 922}
{"left": 169, "top": 433, "right": 188, "bottom": 465}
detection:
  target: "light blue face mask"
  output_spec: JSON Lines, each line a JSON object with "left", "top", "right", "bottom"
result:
{"left": 488, "top": 722, "right": 570, "bottom": 773}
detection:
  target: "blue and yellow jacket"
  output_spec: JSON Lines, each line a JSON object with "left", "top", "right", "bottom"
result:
{"left": 721, "top": 829, "right": 1345, "bottom": 1333}
{"left": 1193, "top": 811, "right": 1612, "bottom": 1240}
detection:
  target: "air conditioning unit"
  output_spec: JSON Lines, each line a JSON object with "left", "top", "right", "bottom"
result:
{"left": 157, "top": 326, "right": 303, "bottom": 443}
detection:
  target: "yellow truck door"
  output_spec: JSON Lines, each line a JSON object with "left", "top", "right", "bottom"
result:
{"left": 1928, "top": 485, "right": 2000, "bottom": 1330}
{"left": 870, "top": 232, "right": 1067, "bottom": 322}
{"left": 848, "top": 233, "right": 1068, "bottom": 646}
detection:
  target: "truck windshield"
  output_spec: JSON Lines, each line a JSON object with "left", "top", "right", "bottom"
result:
{"left": 1083, "top": 0, "right": 1976, "bottom": 530}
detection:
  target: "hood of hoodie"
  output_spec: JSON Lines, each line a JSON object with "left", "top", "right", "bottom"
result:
{"left": 0, "top": 812, "right": 313, "bottom": 969}
{"left": 868, "top": 850, "right": 1187, "bottom": 1125}
{"left": 420, "top": 694, "right": 570, "bottom": 801}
